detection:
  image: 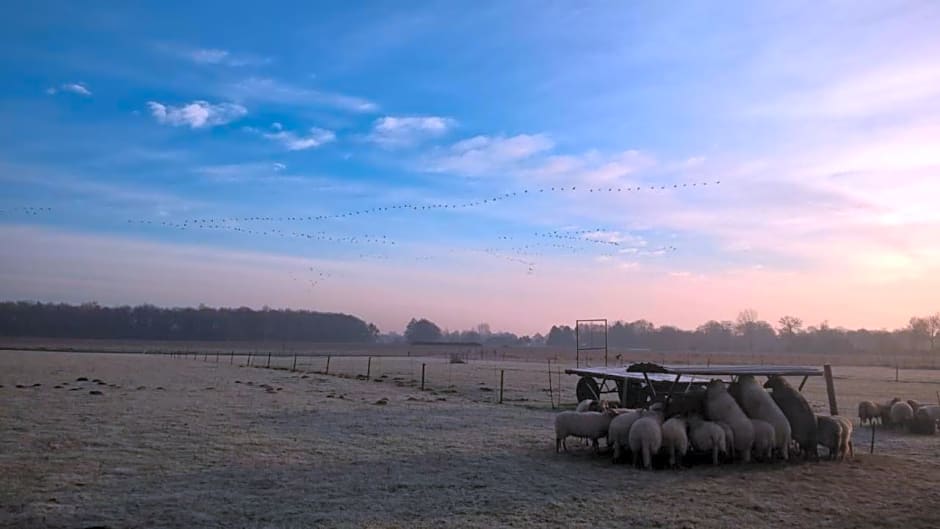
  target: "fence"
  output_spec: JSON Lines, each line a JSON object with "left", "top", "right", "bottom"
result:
{"left": 165, "top": 351, "right": 574, "bottom": 408}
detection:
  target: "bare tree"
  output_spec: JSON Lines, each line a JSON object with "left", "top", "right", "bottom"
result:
{"left": 778, "top": 316, "right": 803, "bottom": 335}
{"left": 778, "top": 315, "right": 803, "bottom": 352}
{"left": 908, "top": 316, "right": 929, "bottom": 351}
{"left": 927, "top": 313, "right": 940, "bottom": 352}
{"left": 736, "top": 309, "right": 759, "bottom": 353}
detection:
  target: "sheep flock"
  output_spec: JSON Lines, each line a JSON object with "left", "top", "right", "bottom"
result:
{"left": 555, "top": 375, "right": 939, "bottom": 469}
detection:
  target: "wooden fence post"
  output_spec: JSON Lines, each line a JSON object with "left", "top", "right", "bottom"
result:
{"left": 325, "top": 355, "right": 331, "bottom": 375}
{"left": 499, "top": 369, "right": 504, "bottom": 404}
{"left": 420, "top": 363, "right": 426, "bottom": 391}
{"left": 266, "top": 352, "right": 271, "bottom": 369}
{"left": 230, "top": 351, "right": 234, "bottom": 364}
{"left": 292, "top": 354, "right": 297, "bottom": 371}
{"left": 247, "top": 353, "right": 252, "bottom": 367}
{"left": 367, "top": 356, "right": 372, "bottom": 379}
{"left": 823, "top": 364, "right": 838, "bottom": 416}
{"left": 547, "top": 360, "right": 555, "bottom": 409}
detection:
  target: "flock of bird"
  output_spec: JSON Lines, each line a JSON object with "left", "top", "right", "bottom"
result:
{"left": 4, "top": 180, "right": 722, "bottom": 284}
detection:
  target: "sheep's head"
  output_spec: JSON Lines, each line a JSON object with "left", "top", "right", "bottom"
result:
{"left": 705, "top": 379, "right": 726, "bottom": 397}
{"left": 763, "top": 375, "right": 788, "bottom": 391}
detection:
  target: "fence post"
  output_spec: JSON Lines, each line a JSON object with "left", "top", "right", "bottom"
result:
{"left": 499, "top": 369, "right": 505, "bottom": 404}
{"left": 366, "top": 356, "right": 372, "bottom": 379}
{"left": 247, "top": 353, "right": 252, "bottom": 367}
{"left": 230, "top": 351, "right": 234, "bottom": 364}
{"left": 547, "top": 360, "right": 555, "bottom": 409}
{"left": 292, "top": 354, "right": 297, "bottom": 371}
{"left": 823, "top": 364, "right": 838, "bottom": 416}
{"left": 325, "top": 355, "right": 331, "bottom": 375}
{"left": 420, "top": 363, "right": 426, "bottom": 391}
{"left": 266, "top": 352, "right": 271, "bottom": 368}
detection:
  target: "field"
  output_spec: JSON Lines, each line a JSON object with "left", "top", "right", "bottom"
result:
{"left": 2, "top": 349, "right": 939, "bottom": 529}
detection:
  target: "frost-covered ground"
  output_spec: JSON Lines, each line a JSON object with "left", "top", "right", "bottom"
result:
{"left": 1, "top": 351, "right": 938, "bottom": 528}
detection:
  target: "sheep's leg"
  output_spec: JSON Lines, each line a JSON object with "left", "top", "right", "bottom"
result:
{"left": 556, "top": 438, "right": 560, "bottom": 453}
{"left": 712, "top": 445, "right": 719, "bottom": 466}
{"left": 642, "top": 445, "right": 652, "bottom": 470}
{"left": 632, "top": 450, "right": 639, "bottom": 468}
{"left": 592, "top": 438, "right": 599, "bottom": 454}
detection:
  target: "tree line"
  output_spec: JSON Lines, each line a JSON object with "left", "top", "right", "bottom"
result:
{"left": 400, "top": 311, "right": 940, "bottom": 356}
{"left": 0, "top": 301, "right": 378, "bottom": 342}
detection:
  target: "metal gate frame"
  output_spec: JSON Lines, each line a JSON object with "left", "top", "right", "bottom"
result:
{"left": 575, "top": 318, "right": 608, "bottom": 368}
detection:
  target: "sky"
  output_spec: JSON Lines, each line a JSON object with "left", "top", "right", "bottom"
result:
{"left": 1, "top": 1, "right": 940, "bottom": 335}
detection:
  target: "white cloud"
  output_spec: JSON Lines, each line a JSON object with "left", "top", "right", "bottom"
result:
{"left": 159, "top": 43, "right": 271, "bottom": 67}
{"left": 46, "top": 82, "right": 92, "bottom": 97}
{"left": 369, "top": 116, "right": 456, "bottom": 147}
{"left": 261, "top": 126, "right": 335, "bottom": 151}
{"left": 222, "top": 77, "right": 377, "bottom": 113}
{"left": 426, "top": 134, "right": 555, "bottom": 175}
{"left": 749, "top": 60, "right": 940, "bottom": 121}
{"left": 147, "top": 100, "right": 247, "bottom": 129}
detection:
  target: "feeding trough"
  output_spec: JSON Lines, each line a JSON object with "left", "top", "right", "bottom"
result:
{"left": 566, "top": 362, "right": 835, "bottom": 413}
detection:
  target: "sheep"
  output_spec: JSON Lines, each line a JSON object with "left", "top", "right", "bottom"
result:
{"left": 763, "top": 376, "right": 818, "bottom": 459}
{"left": 817, "top": 415, "right": 853, "bottom": 460}
{"left": 907, "top": 399, "right": 922, "bottom": 413}
{"left": 628, "top": 411, "right": 663, "bottom": 470}
{"left": 715, "top": 421, "right": 735, "bottom": 460}
{"left": 816, "top": 415, "right": 842, "bottom": 460}
{"left": 750, "top": 419, "right": 776, "bottom": 461}
{"left": 661, "top": 417, "right": 689, "bottom": 469}
{"left": 916, "top": 404, "right": 940, "bottom": 424}
{"left": 889, "top": 401, "right": 914, "bottom": 430}
{"left": 880, "top": 397, "right": 901, "bottom": 426}
{"left": 576, "top": 399, "right": 604, "bottom": 412}
{"left": 704, "top": 379, "right": 754, "bottom": 463}
{"left": 732, "top": 375, "right": 791, "bottom": 461}
{"left": 608, "top": 410, "right": 643, "bottom": 462}
{"left": 911, "top": 405, "right": 939, "bottom": 435}
{"left": 834, "top": 416, "right": 854, "bottom": 459}
{"left": 857, "top": 400, "right": 881, "bottom": 425}
{"left": 554, "top": 409, "right": 617, "bottom": 453}
{"left": 688, "top": 414, "right": 726, "bottom": 465}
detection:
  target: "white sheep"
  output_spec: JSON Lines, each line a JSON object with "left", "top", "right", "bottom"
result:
{"left": 661, "top": 416, "right": 689, "bottom": 468}
{"left": 889, "top": 401, "right": 914, "bottom": 430}
{"left": 733, "top": 375, "right": 791, "bottom": 461}
{"left": 554, "top": 409, "right": 617, "bottom": 453}
{"left": 608, "top": 410, "right": 644, "bottom": 462}
{"left": 705, "top": 380, "right": 754, "bottom": 462}
{"left": 857, "top": 400, "right": 881, "bottom": 425}
{"left": 911, "top": 405, "right": 939, "bottom": 434}
{"left": 628, "top": 411, "right": 664, "bottom": 470}
{"left": 817, "top": 415, "right": 853, "bottom": 460}
{"left": 834, "top": 415, "right": 854, "bottom": 459}
{"left": 750, "top": 419, "right": 776, "bottom": 461}
{"left": 715, "top": 421, "right": 735, "bottom": 460}
{"left": 576, "top": 399, "right": 603, "bottom": 412}
{"left": 688, "top": 415, "right": 727, "bottom": 465}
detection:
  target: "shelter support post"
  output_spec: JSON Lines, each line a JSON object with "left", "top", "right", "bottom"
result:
{"left": 823, "top": 364, "right": 838, "bottom": 416}
{"left": 798, "top": 375, "right": 809, "bottom": 391}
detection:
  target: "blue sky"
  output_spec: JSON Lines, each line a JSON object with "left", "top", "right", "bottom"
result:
{"left": 2, "top": 1, "right": 940, "bottom": 333}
